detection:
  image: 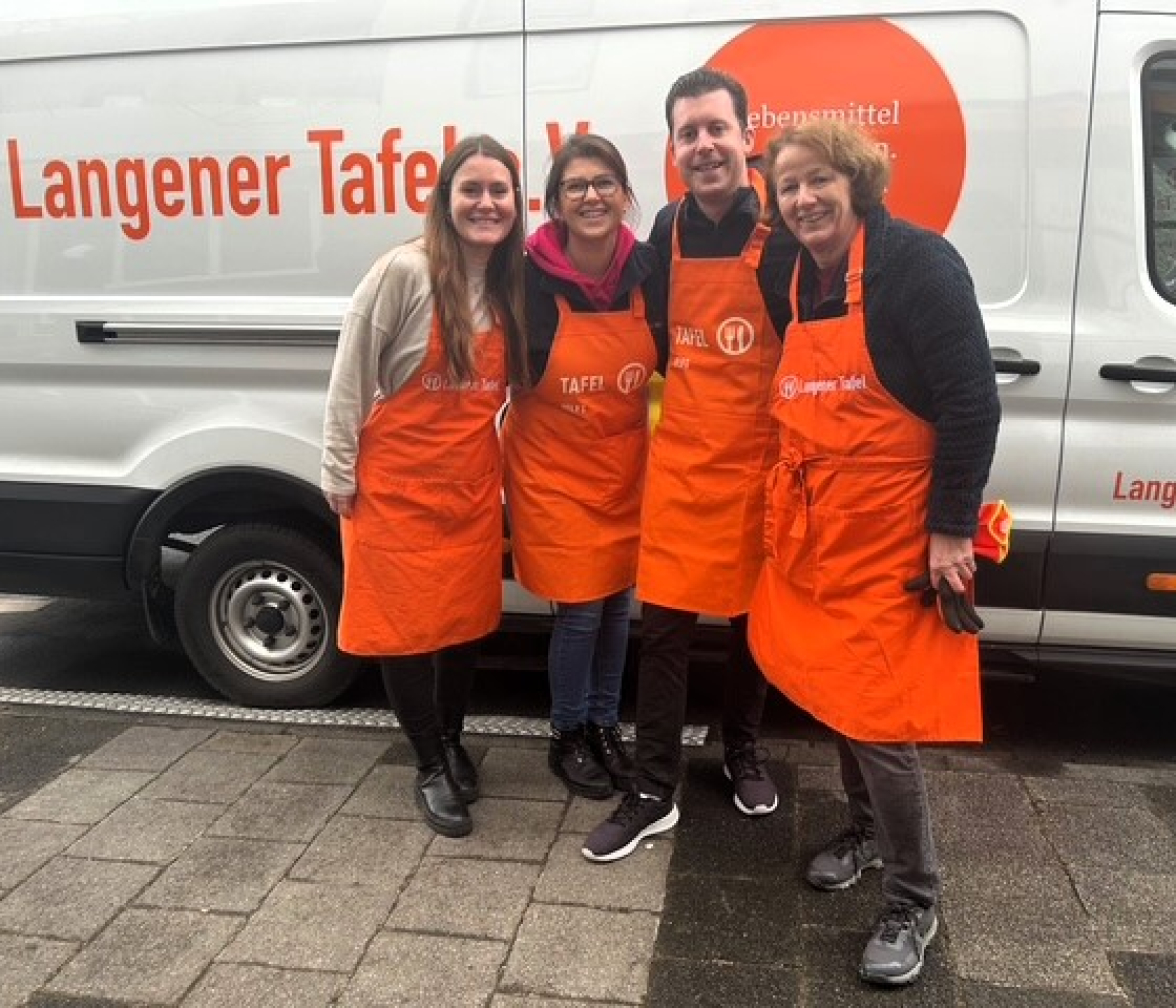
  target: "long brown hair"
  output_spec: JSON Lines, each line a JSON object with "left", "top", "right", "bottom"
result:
{"left": 424, "top": 134, "right": 527, "bottom": 388}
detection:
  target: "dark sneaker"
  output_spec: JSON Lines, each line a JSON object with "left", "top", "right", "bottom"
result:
{"left": 585, "top": 722, "right": 636, "bottom": 791}
{"left": 860, "top": 904, "right": 938, "bottom": 986}
{"left": 581, "top": 791, "right": 680, "bottom": 862}
{"left": 806, "top": 827, "right": 883, "bottom": 890}
{"left": 722, "top": 742, "right": 779, "bottom": 816}
{"left": 549, "top": 726, "right": 613, "bottom": 799}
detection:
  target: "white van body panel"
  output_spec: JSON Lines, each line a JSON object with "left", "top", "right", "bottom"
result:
{"left": 1, "top": 0, "right": 1173, "bottom": 704}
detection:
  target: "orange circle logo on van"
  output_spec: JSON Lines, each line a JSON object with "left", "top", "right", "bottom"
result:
{"left": 666, "top": 19, "right": 966, "bottom": 235}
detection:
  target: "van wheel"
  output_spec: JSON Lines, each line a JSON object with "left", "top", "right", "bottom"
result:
{"left": 174, "top": 524, "right": 357, "bottom": 707}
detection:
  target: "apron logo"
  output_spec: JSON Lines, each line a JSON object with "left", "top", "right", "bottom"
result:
{"left": 422, "top": 372, "right": 444, "bottom": 391}
{"left": 716, "top": 317, "right": 755, "bottom": 356}
{"left": 617, "top": 362, "right": 649, "bottom": 394}
{"left": 779, "top": 375, "right": 800, "bottom": 401}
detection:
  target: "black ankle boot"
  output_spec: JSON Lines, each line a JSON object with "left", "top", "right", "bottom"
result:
{"left": 442, "top": 731, "right": 480, "bottom": 804}
{"left": 414, "top": 763, "right": 472, "bottom": 838}
{"left": 585, "top": 722, "right": 636, "bottom": 791}
{"left": 549, "top": 726, "right": 613, "bottom": 799}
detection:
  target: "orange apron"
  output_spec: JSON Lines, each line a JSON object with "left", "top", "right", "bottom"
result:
{"left": 636, "top": 210, "right": 782, "bottom": 616}
{"left": 748, "top": 228, "right": 982, "bottom": 742}
{"left": 338, "top": 313, "right": 506, "bottom": 656}
{"left": 504, "top": 290, "right": 657, "bottom": 603}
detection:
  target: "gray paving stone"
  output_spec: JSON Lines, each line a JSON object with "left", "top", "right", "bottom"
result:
{"left": 958, "top": 982, "right": 1128, "bottom": 1008}
{"left": 1111, "top": 951, "right": 1176, "bottom": 1008}
{"left": 219, "top": 879, "right": 396, "bottom": 971}
{"left": 1061, "top": 762, "right": 1176, "bottom": 788}
{"left": 0, "top": 791, "right": 18, "bottom": 815}
{"left": 795, "top": 764, "right": 842, "bottom": 793}
{"left": 952, "top": 933, "right": 1123, "bottom": 995}
{"left": 0, "top": 856, "right": 157, "bottom": 940}
{"left": 4, "top": 769, "right": 154, "bottom": 825}
{"left": 264, "top": 737, "right": 389, "bottom": 785}
{"left": 207, "top": 782, "right": 350, "bottom": 842}
{"left": 502, "top": 903, "right": 658, "bottom": 1003}
{"left": 140, "top": 749, "right": 283, "bottom": 804}
{"left": 941, "top": 862, "right": 1093, "bottom": 941}
{"left": 41, "top": 907, "right": 241, "bottom": 1003}
{"left": 336, "top": 765, "right": 419, "bottom": 819}
{"left": 926, "top": 771, "right": 1037, "bottom": 826}
{"left": 778, "top": 739, "right": 838, "bottom": 764}
{"left": 290, "top": 816, "right": 431, "bottom": 890}
{"left": 429, "top": 798, "right": 563, "bottom": 863}
{"left": 65, "top": 797, "right": 222, "bottom": 863}
{"left": 386, "top": 856, "right": 539, "bottom": 939}
{"left": 1023, "top": 776, "right": 1150, "bottom": 808}
{"left": 933, "top": 749, "right": 1013, "bottom": 774}
{"left": 138, "top": 836, "right": 305, "bottom": 913}
{"left": 478, "top": 746, "right": 568, "bottom": 802}
{"left": 197, "top": 730, "right": 301, "bottom": 756}
{"left": 0, "top": 933, "right": 77, "bottom": 1008}
{"left": 933, "top": 815, "right": 1058, "bottom": 865}
{"left": 533, "top": 835, "right": 670, "bottom": 912}
{"left": 339, "top": 931, "right": 507, "bottom": 1007}
{"left": 182, "top": 963, "right": 345, "bottom": 1008}
{"left": 1041, "top": 805, "right": 1176, "bottom": 871}
{"left": 560, "top": 794, "right": 618, "bottom": 835}
{"left": 0, "top": 711, "right": 129, "bottom": 797}
{"left": 1072, "top": 865, "right": 1176, "bottom": 954}
{"left": 656, "top": 873, "right": 801, "bottom": 967}
{"left": 78, "top": 725, "right": 212, "bottom": 771}
{"left": 646, "top": 957, "right": 801, "bottom": 1008}
{"left": 0, "top": 819, "right": 86, "bottom": 890}
{"left": 493, "top": 998, "right": 632, "bottom": 1008}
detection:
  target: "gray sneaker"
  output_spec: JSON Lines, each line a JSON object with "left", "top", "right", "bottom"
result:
{"left": 860, "top": 904, "right": 939, "bottom": 985}
{"left": 805, "top": 827, "right": 883, "bottom": 890}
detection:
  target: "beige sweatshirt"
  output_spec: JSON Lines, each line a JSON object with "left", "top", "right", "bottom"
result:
{"left": 321, "top": 238, "right": 488, "bottom": 496}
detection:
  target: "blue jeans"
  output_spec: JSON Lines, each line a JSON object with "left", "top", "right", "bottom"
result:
{"left": 548, "top": 587, "right": 633, "bottom": 731}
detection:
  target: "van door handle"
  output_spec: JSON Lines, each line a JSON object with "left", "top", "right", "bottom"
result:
{"left": 992, "top": 358, "right": 1041, "bottom": 376}
{"left": 1100, "top": 363, "right": 1176, "bottom": 383}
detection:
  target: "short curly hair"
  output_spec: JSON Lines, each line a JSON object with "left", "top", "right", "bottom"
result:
{"left": 763, "top": 119, "right": 890, "bottom": 226}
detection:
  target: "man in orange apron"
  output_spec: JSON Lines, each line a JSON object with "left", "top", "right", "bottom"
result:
{"left": 749, "top": 121, "right": 1001, "bottom": 985}
{"left": 582, "top": 68, "right": 797, "bottom": 863}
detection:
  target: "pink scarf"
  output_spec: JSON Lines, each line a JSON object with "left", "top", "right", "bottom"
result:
{"left": 526, "top": 220, "right": 637, "bottom": 310}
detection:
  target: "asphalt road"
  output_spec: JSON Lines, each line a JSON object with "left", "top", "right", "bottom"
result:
{"left": 1, "top": 594, "right": 1174, "bottom": 765}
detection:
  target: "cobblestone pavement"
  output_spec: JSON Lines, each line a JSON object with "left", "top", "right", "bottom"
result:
{"left": 1, "top": 706, "right": 1174, "bottom": 1007}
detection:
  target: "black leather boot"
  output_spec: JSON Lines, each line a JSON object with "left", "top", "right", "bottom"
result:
{"left": 414, "top": 761, "right": 472, "bottom": 838}
{"left": 585, "top": 722, "right": 636, "bottom": 791}
{"left": 407, "top": 731, "right": 471, "bottom": 838}
{"left": 442, "top": 731, "right": 480, "bottom": 804}
{"left": 549, "top": 726, "right": 613, "bottom": 799}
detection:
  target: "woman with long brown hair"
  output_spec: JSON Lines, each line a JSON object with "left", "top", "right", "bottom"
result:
{"left": 322, "top": 134, "right": 527, "bottom": 838}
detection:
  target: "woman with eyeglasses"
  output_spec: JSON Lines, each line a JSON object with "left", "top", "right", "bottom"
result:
{"left": 504, "top": 133, "right": 667, "bottom": 798}
{"left": 321, "top": 135, "right": 528, "bottom": 838}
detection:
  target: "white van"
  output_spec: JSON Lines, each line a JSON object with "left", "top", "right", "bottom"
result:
{"left": 1, "top": 1, "right": 1174, "bottom": 706}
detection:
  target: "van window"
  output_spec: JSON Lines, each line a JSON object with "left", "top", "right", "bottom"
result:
{"left": 1144, "top": 54, "right": 1176, "bottom": 301}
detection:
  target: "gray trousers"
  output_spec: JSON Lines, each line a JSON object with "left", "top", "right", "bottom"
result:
{"left": 837, "top": 736, "right": 940, "bottom": 910}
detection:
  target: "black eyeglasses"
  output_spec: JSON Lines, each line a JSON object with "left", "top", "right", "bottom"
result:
{"left": 559, "top": 176, "right": 621, "bottom": 200}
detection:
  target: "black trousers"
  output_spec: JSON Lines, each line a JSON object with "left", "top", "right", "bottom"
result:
{"left": 634, "top": 604, "right": 769, "bottom": 798}
{"left": 380, "top": 641, "right": 480, "bottom": 764}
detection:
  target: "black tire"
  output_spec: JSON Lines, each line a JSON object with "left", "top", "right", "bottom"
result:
{"left": 174, "top": 523, "right": 358, "bottom": 707}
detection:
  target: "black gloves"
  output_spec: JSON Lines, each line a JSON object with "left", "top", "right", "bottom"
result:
{"left": 904, "top": 574, "right": 985, "bottom": 635}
